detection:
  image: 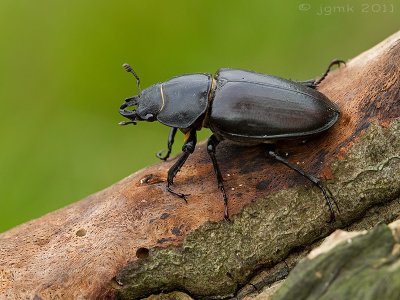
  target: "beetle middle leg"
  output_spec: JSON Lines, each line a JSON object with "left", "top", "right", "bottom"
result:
{"left": 207, "top": 134, "right": 230, "bottom": 221}
{"left": 166, "top": 129, "right": 197, "bottom": 202}
{"left": 157, "top": 127, "right": 177, "bottom": 160}
{"left": 298, "top": 59, "right": 346, "bottom": 89}
{"left": 266, "top": 147, "right": 338, "bottom": 222}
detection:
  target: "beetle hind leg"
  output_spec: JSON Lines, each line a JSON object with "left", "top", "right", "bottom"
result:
{"left": 298, "top": 79, "right": 318, "bottom": 89}
{"left": 266, "top": 148, "right": 338, "bottom": 222}
{"left": 314, "top": 59, "right": 346, "bottom": 86}
{"left": 207, "top": 135, "right": 230, "bottom": 221}
{"left": 298, "top": 59, "right": 346, "bottom": 89}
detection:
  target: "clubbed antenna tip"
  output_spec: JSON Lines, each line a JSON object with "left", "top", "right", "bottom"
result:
{"left": 122, "top": 63, "right": 133, "bottom": 73}
{"left": 122, "top": 63, "right": 141, "bottom": 92}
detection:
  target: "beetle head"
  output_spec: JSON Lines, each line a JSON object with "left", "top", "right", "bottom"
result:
{"left": 119, "top": 63, "right": 162, "bottom": 125}
{"left": 119, "top": 84, "right": 162, "bottom": 125}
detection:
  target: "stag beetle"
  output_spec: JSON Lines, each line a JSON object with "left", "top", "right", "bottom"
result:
{"left": 119, "top": 60, "right": 344, "bottom": 221}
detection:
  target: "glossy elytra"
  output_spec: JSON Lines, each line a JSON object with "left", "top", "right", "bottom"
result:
{"left": 119, "top": 60, "right": 344, "bottom": 221}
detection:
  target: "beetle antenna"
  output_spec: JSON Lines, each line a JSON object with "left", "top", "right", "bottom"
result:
{"left": 122, "top": 63, "right": 141, "bottom": 93}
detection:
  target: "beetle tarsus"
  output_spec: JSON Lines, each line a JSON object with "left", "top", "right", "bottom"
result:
{"left": 323, "top": 184, "right": 340, "bottom": 214}
{"left": 156, "top": 127, "right": 178, "bottom": 161}
{"left": 222, "top": 187, "right": 231, "bottom": 222}
{"left": 299, "top": 59, "right": 346, "bottom": 88}
{"left": 156, "top": 149, "right": 169, "bottom": 161}
{"left": 266, "top": 148, "right": 338, "bottom": 222}
{"left": 166, "top": 185, "right": 190, "bottom": 203}
{"left": 207, "top": 134, "right": 231, "bottom": 221}
{"left": 314, "top": 59, "right": 346, "bottom": 86}
{"left": 315, "top": 181, "right": 337, "bottom": 223}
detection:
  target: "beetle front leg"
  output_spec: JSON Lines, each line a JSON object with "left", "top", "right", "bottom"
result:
{"left": 207, "top": 135, "right": 230, "bottom": 221}
{"left": 166, "top": 129, "right": 197, "bottom": 202}
{"left": 157, "top": 127, "right": 177, "bottom": 161}
{"left": 266, "top": 148, "right": 338, "bottom": 222}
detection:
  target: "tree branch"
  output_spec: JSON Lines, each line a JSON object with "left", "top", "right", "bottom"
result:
{"left": 0, "top": 31, "right": 399, "bottom": 299}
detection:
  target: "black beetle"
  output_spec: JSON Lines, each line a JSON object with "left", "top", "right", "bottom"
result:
{"left": 119, "top": 60, "right": 344, "bottom": 221}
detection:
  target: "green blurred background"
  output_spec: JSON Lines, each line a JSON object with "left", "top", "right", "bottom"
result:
{"left": 0, "top": 0, "right": 398, "bottom": 232}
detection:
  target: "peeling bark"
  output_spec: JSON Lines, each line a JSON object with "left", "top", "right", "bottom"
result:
{"left": 0, "top": 31, "right": 399, "bottom": 299}
{"left": 271, "top": 221, "right": 400, "bottom": 300}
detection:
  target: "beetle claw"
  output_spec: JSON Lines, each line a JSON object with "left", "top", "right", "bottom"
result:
{"left": 167, "top": 187, "right": 190, "bottom": 203}
{"left": 156, "top": 149, "right": 170, "bottom": 161}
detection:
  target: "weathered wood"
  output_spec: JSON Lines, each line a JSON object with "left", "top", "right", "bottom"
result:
{"left": 0, "top": 31, "right": 399, "bottom": 299}
{"left": 272, "top": 221, "right": 400, "bottom": 300}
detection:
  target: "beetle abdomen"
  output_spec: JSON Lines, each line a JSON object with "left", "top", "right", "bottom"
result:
{"left": 209, "top": 69, "right": 339, "bottom": 143}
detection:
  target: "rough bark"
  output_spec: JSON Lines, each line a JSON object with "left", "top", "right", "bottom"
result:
{"left": 0, "top": 31, "right": 399, "bottom": 300}
{"left": 271, "top": 220, "right": 400, "bottom": 300}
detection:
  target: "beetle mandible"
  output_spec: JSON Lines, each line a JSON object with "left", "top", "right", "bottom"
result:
{"left": 119, "top": 60, "right": 344, "bottom": 221}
